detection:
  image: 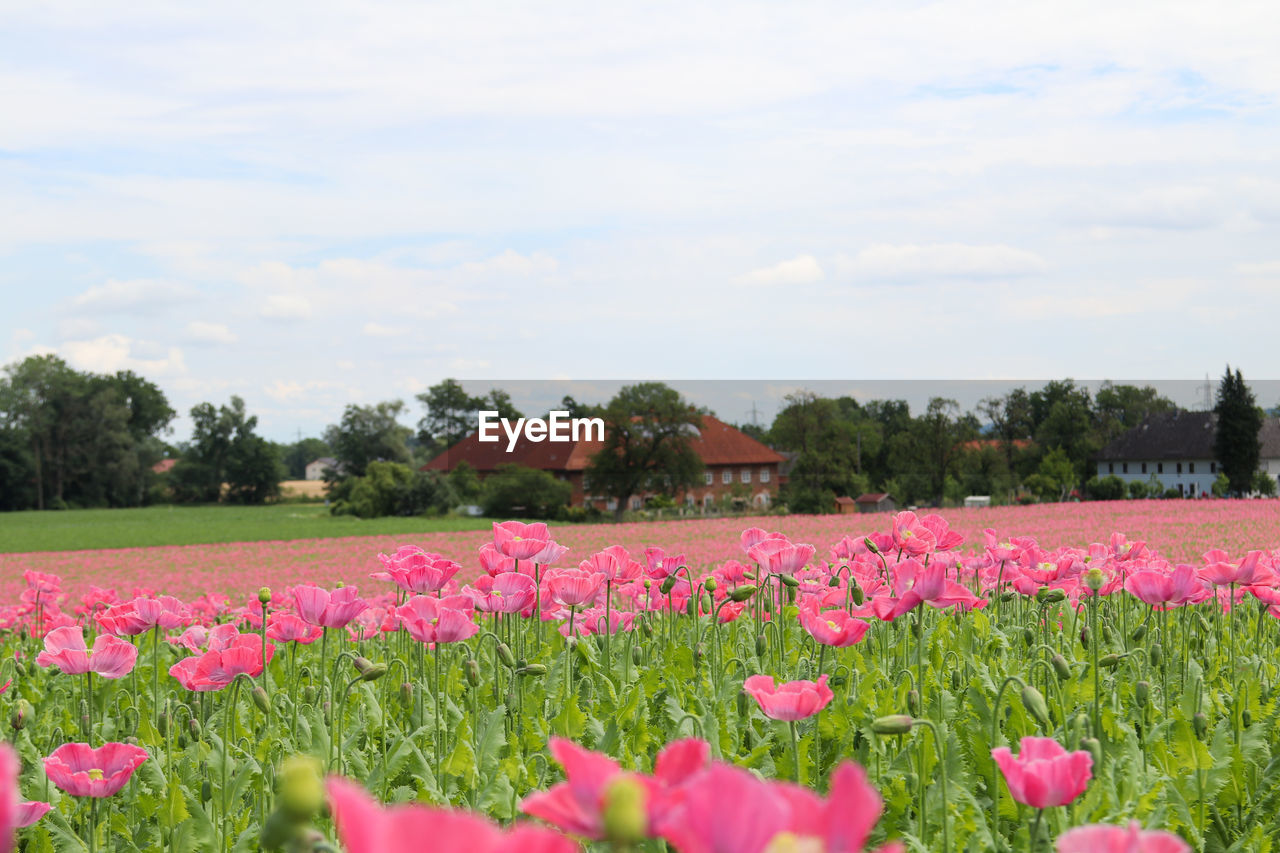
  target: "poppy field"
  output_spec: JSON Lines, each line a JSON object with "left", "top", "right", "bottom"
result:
{"left": 2, "top": 506, "right": 1280, "bottom": 851}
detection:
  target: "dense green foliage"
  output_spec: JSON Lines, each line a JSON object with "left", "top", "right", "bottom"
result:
{"left": 171, "top": 396, "right": 283, "bottom": 505}
{"left": 479, "top": 464, "right": 573, "bottom": 518}
{"left": 329, "top": 462, "right": 456, "bottom": 519}
{"left": 1213, "top": 367, "right": 1263, "bottom": 496}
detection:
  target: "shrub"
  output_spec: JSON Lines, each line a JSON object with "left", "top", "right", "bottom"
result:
{"left": 1127, "top": 479, "right": 1149, "bottom": 500}
{"left": 480, "top": 464, "right": 572, "bottom": 519}
{"left": 1087, "top": 475, "right": 1126, "bottom": 501}
{"left": 331, "top": 462, "right": 454, "bottom": 518}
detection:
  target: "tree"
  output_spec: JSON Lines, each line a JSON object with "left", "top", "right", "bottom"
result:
{"left": 1093, "top": 382, "right": 1176, "bottom": 443}
{"left": 1214, "top": 366, "right": 1263, "bottom": 496}
{"left": 888, "top": 398, "right": 975, "bottom": 506}
{"left": 480, "top": 465, "right": 572, "bottom": 519}
{"left": 1252, "top": 470, "right": 1278, "bottom": 498}
{"left": 282, "top": 437, "right": 332, "bottom": 479}
{"left": 324, "top": 401, "right": 412, "bottom": 479}
{"left": 447, "top": 460, "right": 483, "bottom": 505}
{"left": 415, "top": 379, "right": 484, "bottom": 449}
{"left": 584, "top": 383, "right": 704, "bottom": 521}
{"left": 331, "top": 461, "right": 455, "bottom": 518}
{"left": 172, "top": 396, "right": 282, "bottom": 504}
{"left": 769, "top": 391, "right": 876, "bottom": 512}
{"left": 978, "top": 388, "right": 1034, "bottom": 496}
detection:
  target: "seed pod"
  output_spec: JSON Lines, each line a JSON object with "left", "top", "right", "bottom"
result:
{"left": 1135, "top": 681, "right": 1150, "bottom": 708}
{"left": 729, "top": 585, "right": 758, "bottom": 603}
{"left": 157, "top": 712, "right": 169, "bottom": 736}
{"left": 1001, "top": 591, "right": 1018, "bottom": 602}
{"left": 863, "top": 537, "right": 880, "bottom": 555}
{"left": 252, "top": 686, "right": 271, "bottom": 713}
{"left": 465, "top": 658, "right": 480, "bottom": 687}
{"left": 1101, "top": 624, "right": 1113, "bottom": 643}
{"left": 1131, "top": 623, "right": 1147, "bottom": 642}
{"left": 189, "top": 717, "right": 201, "bottom": 738}
{"left": 1041, "top": 589, "right": 1066, "bottom": 604}
{"left": 302, "top": 685, "right": 317, "bottom": 705}
{"left": 602, "top": 776, "right": 647, "bottom": 844}
{"left": 1193, "top": 712, "right": 1208, "bottom": 739}
{"left": 1149, "top": 643, "right": 1163, "bottom": 667}
{"left": 1022, "top": 627, "right": 1034, "bottom": 647}
{"left": 322, "top": 701, "right": 331, "bottom": 725}
{"left": 352, "top": 657, "right": 376, "bottom": 675}
{"left": 1098, "top": 654, "right": 1122, "bottom": 668}
{"left": 686, "top": 598, "right": 696, "bottom": 616}
{"left": 755, "top": 634, "right": 767, "bottom": 658}
{"left": 703, "top": 578, "right": 718, "bottom": 593}
{"left": 640, "top": 618, "right": 653, "bottom": 637}
{"left": 360, "top": 663, "right": 387, "bottom": 682}
{"left": 258, "top": 586, "right": 272, "bottom": 606}
{"left": 631, "top": 645, "right": 641, "bottom": 666}
{"left": 1051, "top": 654, "right": 1071, "bottom": 680}
{"left": 1021, "top": 685, "right": 1052, "bottom": 729}
{"left": 497, "top": 643, "right": 515, "bottom": 668}
{"left": 1084, "top": 568, "right": 1105, "bottom": 591}
{"left": 871, "top": 715, "right": 914, "bottom": 735}
{"left": 659, "top": 576, "right": 678, "bottom": 595}
{"left": 906, "top": 689, "right": 920, "bottom": 717}
{"left": 1081, "top": 737, "right": 1102, "bottom": 767}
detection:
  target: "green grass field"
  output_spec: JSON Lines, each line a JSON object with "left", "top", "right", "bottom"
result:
{"left": 0, "top": 504, "right": 492, "bottom": 553}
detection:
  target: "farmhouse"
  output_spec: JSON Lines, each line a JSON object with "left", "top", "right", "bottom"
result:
{"left": 305, "top": 457, "right": 339, "bottom": 481}
{"left": 1095, "top": 411, "right": 1280, "bottom": 497}
{"left": 854, "top": 493, "right": 896, "bottom": 513}
{"left": 423, "top": 414, "right": 784, "bottom": 511}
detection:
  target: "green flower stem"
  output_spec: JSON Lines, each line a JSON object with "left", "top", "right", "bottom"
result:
{"left": 911, "top": 718, "right": 950, "bottom": 853}
{"left": 788, "top": 719, "right": 802, "bottom": 784}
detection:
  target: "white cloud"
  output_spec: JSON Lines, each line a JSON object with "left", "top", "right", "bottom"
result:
{"left": 1235, "top": 261, "right": 1280, "bottom": 276}
{"left": 61, "top": 334, "right": 187, "bottom": 376}
{"left": 737, "top": 255, "right": 825, "bottom": 286}
{"left": 259, "top": 293, "right": 312, "bottom": 320}
{"left": 70, "top": 279, "right": 197, "bottom": 313}
{"left": 185, "top": 321, "right": 238, "bottom": 344}
{"left": 362, "top": 322, "right": 408, "bottom": 338}
{"left": 837, "top": 243, "right": 1048, "bottom": 282}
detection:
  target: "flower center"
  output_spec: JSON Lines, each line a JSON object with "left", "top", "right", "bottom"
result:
{"left": 88, "top": 769, "right": 104, "bottom": 781}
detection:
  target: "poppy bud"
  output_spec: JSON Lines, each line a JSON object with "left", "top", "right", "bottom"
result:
{"left": 189, "top": 717, "right": 201, "bottom": 738}
{"left": 729, "top": 585, "right": 758, "bottom": 603}
{"left": 302, "top": 685, "right": 316, "bottom": 705}
{"left": 1051, "top": 654, "right": 1071, "bottom": 680}
{"left": 1080, "top": 627, "right": 1090, "bottom": 648}
{"left": 322, "top": 701, "right": 330, "bottom": 725}
{"left": 703, "top": 578, "right": 718, "bottom": 593}
{"left": 762, "top": 595, "right": 773, "bottom": 614}
{"left": 1195, "top": 613, "right": 1210, "bottom": 633}
{"left": 736, "top": 691, "right": 748, "bottom": 717}
{"left": 157, "top": 712, "right": 169, "bottom": 736}
{"left": 259, "top": 810, "right": 297, "bottom": 850}
{"left": 465, "top": 658, "right": 480, "bottom": 687}
{"left": 950, "top": 670, "right": 961, "bottom": 691}
{"left": 279, "top": 755, "right": 325, "bottom": 820}
{"left": 631, "top": 645, "right": 641, "bottom": 666}
{"left": 780, "top": 574, "right": 799, "bottom": 589}
{"left": 755, "top": 634, "right": 767, "bottom": 658}
{"left": 399, "top": 682, "right": 414, "bottom": 708}
{"left": 1243, "top": 709, "right": 1252, "bottom": 728}
{"left": 497, "top": 643, "right": 515, "bottom": 668}
{"left": 871, "top": 714, "right": 914, "bottom": 735}
{"left": 828, "top": 576, "right": 841, "bottom": 588}
{"left": 1039, "top": 589, "right": 1066, "bottom": 604}
{"left": 335, "top": 581, "right": 345, "bottom": 588}
{"left": 1193, "top": 712, "right": 1208, "bottom": 739}
{"left": 1022, "top": 627, "right": 1034, "bottom": 647}
{"left": 1080, "top": 737, "right": 1102, "bottom": 767}
{"left": 1149, "top": 643, "right": 1162, "bottom": 668}
{"left": 201, "top": 778, "right": 213, "bottom": 804}
{"left": 14, "top": 661, "right": 25, "bottom": 677}
{"left": 252, "top": 686, "right": 271, "bottom": 713}
{"left": 686, "top": 597, "right": 696, "bottom": 616}
{"left": 1102, "top": 624, "right": 1113, "bottom": 643}
{"left": 743, "top": 571, "right": 756, "bottom": 581}
{"left": 693, "top": 644, "right": 705, "bottom": 663}
{"left": 660, "top": 576, "right": 677, "bottom": 595}
{"left": 1135, "top": 681, "right": 1149, "bottom": 708}
{"left": 1021, "top": 685, "right": 1052, "bottom": 729}
{"left": 352, "top": 657, "right": 376, "bottom": 675}
{"left": 1130, "top": 623, "right": 1147, "bottom": 642}
{"left": 359, "top": 663, "right": 387, "bottom": 682}
{"left": 1084, "top": 568, "right": 1105, "bottom": 591}
{"left": 258, "top": 587, "right": 272, "bottom": 606}
{"left": 830, "top": 674, "right": 847, "bottom": 687}
{"left": 10, "top": 699, "right": 32, "bottom": 731}
{"left": 518, "top": 664, "right": 547, "bottom": 677}
{"left": 1098, "top": 654, "right": 1122, "bottom": 668}
{"left": 641, "top": 618, "right": 653, "bottom": 637}
{"left": 906, "top": 689, "right": 920, "bottom": 717}
{"left": 850, "top": 583, "right": 865, "bottom": 606}
{"left": 1000, "top": 592, "right": 1018, "bottom": 602}
{"left": 863, "top": 537, "right": 880, "bottom": 555}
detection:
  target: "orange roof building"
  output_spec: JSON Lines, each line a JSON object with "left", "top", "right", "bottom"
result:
{"left": 424, "top": 414, "right": 785, "bottom": 512}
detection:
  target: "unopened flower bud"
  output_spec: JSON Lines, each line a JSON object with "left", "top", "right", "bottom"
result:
{"left": 659, "top": 576, "right": 677, "bottom": 595}
{"left": 1040, "top": 589, "right": 1066, "bottom": 604}
{"left": 189, "top": 717, "right": 201, "bottom": 738}
{"left": 906, "top": 689, "right": 920, "bottom": 717}
{"left": 465, "top": 658, "right": 480, "bottom": 687}
{"left": 1051, "top": 654, "right": 1071, "bottom": 681}
{"left": 359, "top": 663, "right": 387, "bottom": 682}
{"left": 1084, "top": 568, "right": 1105, "bottom": 591}
{"left": 1021, "top": 685, "right": 1052, "bottom": 729}
{"left": 517, "top": 664, "right": 547, "bottom": 677}
{"left": 631, "top": 645, "right": 642, "bottom": 665}
{"left": 755, "top": 634, "right": 767, "bottom": 658}
{"left": 863, "top": 537, "right": 880, "bottom": 555}
{"left": 201, "top": 778, "right": 213, "bottom": 804}
{"left": 729, "top": 584, "right": 758, "bottom": 603}
{"left": 258, "top": 587, "right": 272, "bottom": 606}
{"left": 399, "top": 682, "right": 414, "bottom": 708}
{"left": 850, "top": 583, "right": 865, "bottom": 606}
{"left": 1149, "top": 643, "right": 1163, "bottom": 667}
{"left": 497, "top": 643, "right": 515, "bottom": 668}
{"left": 1135, "top": 681, "right": 1149, "bottom": 708}
{"left": 1098, "top": 654, "right": 1122, "bottom": 668}
{"left": 252, "top": 686, "right": 271, "bottom": 713}
{"left": 703, "top": 578, "right": 718, "bottom": 593}
{"left": 1193, "top": 712, "right": 1208, "bottom": 739}
{"left": 871, "top": 714, "right": 914, "bottom": 735}
{"left": 602, "top": 776, "right": 647, "bottom": 843}
{"left": 352, "top": 657, "right": 376, "bottom": 675}
{"left": 1130, "top": 623, "right": 1147, "bottom": 642}
{"left": 779, "top": 574, "right": 799, "bottom": 589}
{"left": 279, "top": 755, "right": 325, "bottom": 820}
{"left": 1080, "top": 737, "right": 1102, "bottom": 767}
{"left": 10, "top": 699, "right": 32, "bottom": 731}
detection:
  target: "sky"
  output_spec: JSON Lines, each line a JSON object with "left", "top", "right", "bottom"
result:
{"left": 2, "top": 2, "right": 1279, "bottom": 442}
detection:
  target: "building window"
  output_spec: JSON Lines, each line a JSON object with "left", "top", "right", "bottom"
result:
{"left": 741, "top": 469, "right": 751, "bottom": 484}
{"left": 722, "top": 470, "right": 732, "bottom": 484}
{"left": 1177, "top": 463, "right": 1182, "bottom": 474}
{"left": 606, "top": 499, "right": 618, "bottom": 511}
{"left": 1157, "top": 463, "right": 1163, "bottom": 474}
{"left": 704, "top": 472, "right": 713, "bottom": 486}
{"left": 1122, "top": 463, "right": 1128, "bottom": 474}
{"left": 760, "top": 468, "right": 771, "bottom": 483}
{"left": 631, "top": 497, "right": 642, "bottom": 510}
{"left": 1189, "top": 463, "right": 1195, "bottom": 474}
{"left": 1108, "top": 463, "right": 1114, "bottom": 474}
{"left": 1141, "top": 462, "right": 1147, "bottom": 474}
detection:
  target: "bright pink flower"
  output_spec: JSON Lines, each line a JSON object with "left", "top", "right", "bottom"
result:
{"left": 643, "top": 547, "right": 687, "bottom": 581}
{"left": 13, "top": 802, "right": 48, "bottom": 829}
{"left": 396, "top": 596, "right": 478, "bottom": 645}
{"left": 327, "top": 777, "right": 575, "bottom": 853}
{"left": 43, "top": 743, "right": 148, "bottom": 798}
{"left": 747, "top": 541, "right": 817, "bottom": 576}
{"left": 492, "top": 522, "right": 553, "bottom": 561}
{"left": 919, "top": 514, "right": 965, "bottom": 551}
{"left": 1199, "top": 550, "right": 1261, "bottom": 586}
{"left": 169, "top": 633, "right": 274, "bottom": 691}
{"left": 35, "top": 626, "right": 137, "bottom": 679}
{"left": 799, "top": 604, "right": 871, "bottom": 647}
{"left": 22, "top": 571, "right": 61, "bottom": 597}
{"left": 521, "top": 737, "right": 622, "bottom": 839}
{"left": 1056, "top": 821, "right": 1190, "bottom": 853}
{"left": 740, "top": 527, "right": 788, "bottom": 555}
{"left": 1124, "top": 565, "right": 1204, "bottom": 607}
{"left": 583, "top": 546, "right": 642, "bottom": 583}
{"left": 655, "top": 762, "right": 788, "bottom": 853}
{"left": 891, "top": 511, "right": 936, "bottom": 556}
{"left": 374, "top": 547, "right": 462, "bottom": 595}
{"left": 533, "top": 541, "right": 571, "bottom": 566}
{"left": 266, "top": 612, "right": 324, "bottom": 645}
{"left": 545, "top": 569, "right": 605, "bottom": 608}
{"left": 0, "top": 743, "right": 16, "bottom": 853}
{"left": 469, "top": 573, "right": 538, "bottom": 615}
{"left": 992, "top": 737, "right": 1093, "bottom": 809}
{"left": 294, "top": 585, "right": 368, "bottom": 629}
{"left": 742, "top": 674, "right": 834, "bottom": 721}
{"left": 780, "top": 761, "right": 905, "bottom": 853}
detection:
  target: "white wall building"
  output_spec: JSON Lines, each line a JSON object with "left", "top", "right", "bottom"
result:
{"left": 305, "top": 457, "right": 339, "bottom": 481}
{"left": 1095, "top": 412, "right": 1280, "bottom": 497}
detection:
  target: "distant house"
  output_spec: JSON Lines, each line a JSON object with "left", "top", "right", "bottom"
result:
{"left": 833, "top": 496, "right": 857, "bottom": 514}
{"left": 305, "top": 457, "right": 339, "bottom": 481}
{"left": 1095, "top": 411, "right": 1280, "bottom": 497}
{"left": 151, "top": 458, "right": 177, "bottom": 475}
{"left": 964, "top": 495, "right": 992, "bottom": 508}
{"left": 855, "top": 493, "right": 896, "bottom": 513}
{"left": 422, "top": 414, "right": 784, "bottom": 511}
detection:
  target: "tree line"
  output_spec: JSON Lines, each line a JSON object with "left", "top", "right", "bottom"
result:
{"left": 1, "top": 357, "right": 1272, "bottom": 515}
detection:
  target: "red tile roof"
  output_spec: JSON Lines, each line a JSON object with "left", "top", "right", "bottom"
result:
{"left": 151, "top": 458, "right": 177, "bottom": 474}
{"left": 834, "top": 496, "right": 856, "bottom": 506}
{"left": 855, "top": 492, "right": 891, "bottom": 503}
{"left": 423, "top": 414, "right": 783, "bottom": 473}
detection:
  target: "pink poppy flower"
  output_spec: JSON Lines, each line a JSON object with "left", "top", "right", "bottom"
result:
{"left": 918, "top": 514, "right": 965, "bottom": 551}
{"left": 14, "top": 801, "right": 50, "bottom": 829}
{"left": 330, "top": 777, "right": 574, "bottom": 853}
{"left": 740, "top": 527, "right": 788, "bottom": 555}
{"left": 779, "top": 761, "right": 906, "bottom": 853}
{"left": 395, "top": 596, "right": 478, "bottom": 645}
{"left": 469, "top": 573, "right": 538, "bottom": 615}
{"left": 992, "top": 737, "right": 1093, "bottom": 809}
{"left": 532, "top": 541, "right": 571, "bottom": 566}
{"left": 1199, "top": 550, "right": 1261, "bottom": 587}
{"left": 35, "top": 626, "right": 137, "bottom": 679}
{"left": 1056, "top": 821, "right": 1189, "bottom": 853}
{"left": 545, "top": 569, "right": 605, "bottom": 608}
{"left": 478, "top": 543, "right": 518, "bottom": 576}
{"left": 891, "top": 511, "right": 936, "bottom": 557}
{"left": 22, "top": 571, "right": 61, "bottom": 597}
{"left": 492, "top": 522, "right": 553, "bottom": 561}
{"left": 747, "top": 541, "right": 816, "bottom": 576}
{"left": 96, "top": 596, "right": 189, "bottom": 636}
{"left": 169, "top": 633, "right": 274, "bottom": 692}
{"left": 266, "top": 612, "right": 324, "bottom": 645}
{"left": 374, "top": 548, "right": 461, "bottom": 595}
{"left": 583, "top": 547, "right": 642, "bottom": 583}
{"left": 742, "top": 674, "right": 834, "bottom": 721}
{"left": 44, "top": 743, "right": 148, "bottom": 798}
{"left": 1124, "top": 565, "right": 1205, "bottom": 607}
{"left": 799, "top": 604, "right": 871, "bottom": 647}
{"left": 294, "top": 585, "right": 368, "bottom": 629}
{"left": 643, "top": 547, "right": 687, "bottom": 581}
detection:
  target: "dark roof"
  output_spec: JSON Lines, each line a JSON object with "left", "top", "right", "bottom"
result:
{"left": 1096, "top": 411, "right": 1280, "bottom": 461}
{"left": 855, "top": 492, "right": 892, "bottom": 503}
{"left": 423, "top": 414, "right": 784, "bottom": 474}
